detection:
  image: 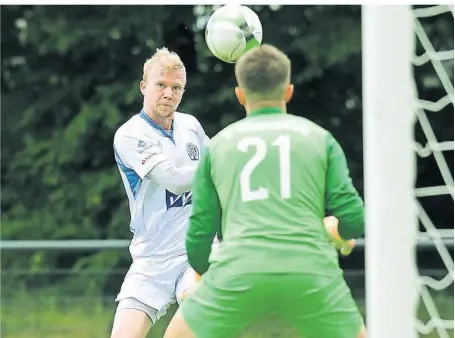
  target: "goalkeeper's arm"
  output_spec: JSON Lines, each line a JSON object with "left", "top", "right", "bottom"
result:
{"left": 185, "top": 149, "right": 221, "bottom": 276}
{"left": 325, "top": 133, "right": 365, "bottom": 240}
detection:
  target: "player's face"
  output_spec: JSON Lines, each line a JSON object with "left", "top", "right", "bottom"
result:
{"left": 140, "top": 66, "right": 186, "bottom": 125}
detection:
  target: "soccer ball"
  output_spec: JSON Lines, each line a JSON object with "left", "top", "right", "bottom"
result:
{"left": 205, "top": 5, "right": 263, "bottom": 63}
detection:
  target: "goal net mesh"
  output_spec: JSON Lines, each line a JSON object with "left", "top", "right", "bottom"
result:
{"left": 412, "top": 5, "right": 454, "bottom": 337}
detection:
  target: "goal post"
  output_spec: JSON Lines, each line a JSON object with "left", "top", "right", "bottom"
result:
{"left": 363, "top": 4, "right": 454, "bottom": 338}
{"left": 362, "top": 5, "right": 419, "bottom": 338}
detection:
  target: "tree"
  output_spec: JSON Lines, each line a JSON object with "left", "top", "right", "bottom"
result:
{"left": 1, "top": 5, "right": 452, "bottom": 292}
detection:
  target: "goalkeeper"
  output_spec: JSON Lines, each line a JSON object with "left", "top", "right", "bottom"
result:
{"left": 164, "top": 44, "right": 367, "bottom": 338}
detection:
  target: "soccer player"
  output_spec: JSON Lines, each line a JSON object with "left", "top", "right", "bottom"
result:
{"left": 164, "top": 44, "right": 367, "bottom": 338}
{"left": 111, "top": 48, "right": 209, "bottom": 338}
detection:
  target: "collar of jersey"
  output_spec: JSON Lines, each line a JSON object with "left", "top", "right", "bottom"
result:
{"left": 139, "top": 109, "right": 175, "bottom": 143}
{"left": 248, "top": 107, "right": 283, "bottom": 117}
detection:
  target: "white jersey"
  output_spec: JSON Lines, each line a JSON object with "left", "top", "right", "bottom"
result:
{"left": 114, "top": 109, "right": 208, "bottom": 261}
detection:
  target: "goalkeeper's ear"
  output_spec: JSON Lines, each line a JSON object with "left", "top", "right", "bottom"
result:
{"left": 284, "top": 84, "right": 294, "bottom": 103}
{"left": 234, "top": 86, "right": 246, "bottom": 106}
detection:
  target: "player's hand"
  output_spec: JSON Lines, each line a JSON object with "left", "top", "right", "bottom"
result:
{"left": 323, "top": 216, "right": 355, "bottom": 256}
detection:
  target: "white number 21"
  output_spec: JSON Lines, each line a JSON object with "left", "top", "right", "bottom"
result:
{"left": 237, "top": 135, "right": 291, "bottom": 202}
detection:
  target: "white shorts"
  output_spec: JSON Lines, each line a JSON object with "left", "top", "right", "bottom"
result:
{"left": 115, "top": 254, "right": 196, "bottom": 323}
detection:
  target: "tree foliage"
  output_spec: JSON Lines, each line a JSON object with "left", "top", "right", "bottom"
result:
{"left": 1, "top": 5, "right": 453, "bottom": 283}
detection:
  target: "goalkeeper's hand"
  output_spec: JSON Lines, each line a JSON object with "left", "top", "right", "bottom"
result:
{"left": 323, "top": 216, "right": 355, "bottom": 256}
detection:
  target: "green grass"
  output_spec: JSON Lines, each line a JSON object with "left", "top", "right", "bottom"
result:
{"left": 1, "top": 293, "right": 453, "bottom": 338}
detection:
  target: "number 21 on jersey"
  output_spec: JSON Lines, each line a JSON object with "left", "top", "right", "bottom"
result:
{"left": 238, "top": 135, "right": 291, "bottom": 202}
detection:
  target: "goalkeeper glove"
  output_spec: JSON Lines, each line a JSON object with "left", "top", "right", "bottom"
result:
{"left": 323, "top": 216, "right": 355, "bottom": 256}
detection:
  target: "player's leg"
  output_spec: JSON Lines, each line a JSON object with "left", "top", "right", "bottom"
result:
{"left": 111, "top": 260, "right": 178, "bottom": 338}
{"left": 110, "top": 298, "right": 155, "bottom": 338}
{"left": 175, "top": 264, "right": 198, "bottom": 303}
{"left": 160, "top": 263, "right": 199, "bottom": 338}
{"left": 357, "top": 325, "right": 367, "bottom": 338}
{"left": 176, "top": 240, "right": 220, "bottom": 302}
{"left": 281, "top": 272, "right": 365, "bottom": 338}
{"left": 162, "top": 308, "right": 196, "bottom": 338}
{"left": 164, "top": 269, "right": 265, "bottom": 338}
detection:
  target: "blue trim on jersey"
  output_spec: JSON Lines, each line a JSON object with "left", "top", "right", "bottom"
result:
{"left": 139, "top": 110, "right": 175, "bottom": 144}
{"left": 114, "top": 149, "right": 142, "bottom": 199}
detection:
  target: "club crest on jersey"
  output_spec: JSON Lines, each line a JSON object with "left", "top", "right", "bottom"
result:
{"left": 186, "top": 143, "right": 199, "bottom": 161}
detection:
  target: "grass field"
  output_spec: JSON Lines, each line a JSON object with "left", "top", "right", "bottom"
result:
{"left": 2, "top": 292, "right": 453, "bottom": 338}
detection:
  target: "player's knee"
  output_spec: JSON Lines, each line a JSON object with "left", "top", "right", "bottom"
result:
{"left": 356, "top": 324, "right": 367, "bottom": 338}
{"left": 111, "top": 308, "right": 153, "bottom": 338}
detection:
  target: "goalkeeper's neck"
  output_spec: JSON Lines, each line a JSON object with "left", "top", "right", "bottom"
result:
{"left": 245, "top": 100, "right": 287, "bottom": 115}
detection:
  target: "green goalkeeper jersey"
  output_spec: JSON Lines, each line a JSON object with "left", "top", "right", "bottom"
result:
{"left": 186, "top": 107, "right": 364, "bottom": 277}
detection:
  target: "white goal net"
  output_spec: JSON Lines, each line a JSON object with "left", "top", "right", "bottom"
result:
{"left": 362, "top": 5, "right": 454, "bottom": 338}
{"left": 413, "top": 5, "right": 454, "bottom": 338}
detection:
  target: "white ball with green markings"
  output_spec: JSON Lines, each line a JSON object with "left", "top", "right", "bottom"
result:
{"left": 205, "top": 5, "right": 263, "bottom": 63}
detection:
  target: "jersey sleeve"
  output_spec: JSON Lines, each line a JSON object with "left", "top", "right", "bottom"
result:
{"left": 114, "top": 131, "right": 168, "bottom": 179}
{"left": 325, "top": 133, "right": 365, "bottom": 240}
{"left": 149, "top": 160, "right": 197, "bottom": 195}
{"left": 186, "top": 148, "right": 221, "bottom": 276}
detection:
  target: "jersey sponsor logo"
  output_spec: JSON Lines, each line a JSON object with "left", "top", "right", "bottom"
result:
{"left": 166, "top": 190, "right": 192, "bottom": 209}
{"left": 138, "top": 140, "right": 162, "bottom": 154}
{"left": 141, "top": 154, "right": 153, "bottom": 164}
{"left": 186, "top": 143, "right": 199, "bottom": 161}
{"left": 139, "top": 144, "right": 153, "bottom": 153}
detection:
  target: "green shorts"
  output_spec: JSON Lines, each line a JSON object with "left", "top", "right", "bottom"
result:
{"left": 180, "top": 269, "right": 364, "bottom": 338}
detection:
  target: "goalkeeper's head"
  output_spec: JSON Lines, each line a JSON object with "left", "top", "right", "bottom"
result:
{"left": 234, "top": 44, "right": 293, "bottom": 114}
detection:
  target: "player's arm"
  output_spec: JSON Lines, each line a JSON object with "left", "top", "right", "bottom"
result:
{"left": 149, "top": 161, "right": 197, "bottom": 195}
{"left": 325, "top": 133, "right": 365, "bottom": 240}
{"left": 186, "top": 148, "right": 221, "bottom": 276}
{"left": 114, "top": 132, "right": 196, "bottom": 195}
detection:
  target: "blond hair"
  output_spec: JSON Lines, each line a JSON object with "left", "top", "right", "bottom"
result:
{"left": 142, "top": 47, "right": 186, "bottom": 82}
{"left": 235, "top": 44, "right": 291, "bottom": 101}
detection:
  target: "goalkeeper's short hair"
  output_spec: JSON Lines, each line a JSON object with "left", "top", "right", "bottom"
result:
{"left": 235, "top": 44, "right": 291, "bottom": 101}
